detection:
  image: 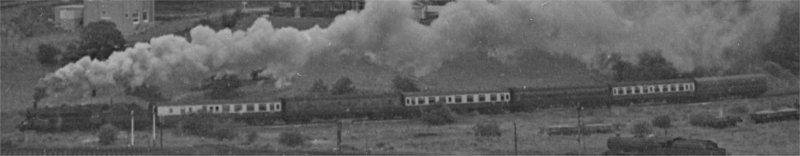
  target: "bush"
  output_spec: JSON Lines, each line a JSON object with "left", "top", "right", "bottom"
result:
{"left": 473, "top": 122, "right": 502, "bottom": 137}
{"left": 652, "top": 115, "right": 672, "bottom": 129}
{"left": 729, "top": 106, "right": 750, "bottom": 115}
{"left": 689, "top": 112, "right": 716, "bottom": 127}
{"left": 631, "top": 122, "right": 653, "bottom": 137}
{"left": 309, "top": 79, "right": 328, "bottom": 93}
{"left": 244, "top": 132, "right": 258, "bottom": 145}
{"left": 420, "top": 103, "right": 456, "bottom": 125}
{"left": 98, "top": 124, "right": 119, "bottom": 146}
{"left": 652, "top": 115, "right": 672, "bottom": 136}
{"left": 331, "top": 77, "right": 356, "bottom": 95}
{"left": 177, "top": 113, "right": 238, "bottom": 140}
{"left": 392, "top": 76, "right": 420, "bottom": 92}
{"left": 36, "top": 44, "right": 60, "bottom": 65}
{"left": 202, "top": 74, "right": 243, "bottom": 99}
{"left": 1, "top": 139, "right": 17, "bottom": 149}
{"left": 279, "top": 131, "right": 310, "bottom": 147}
{"left": 611, "top": 51, "right": 680, "bottom": 81}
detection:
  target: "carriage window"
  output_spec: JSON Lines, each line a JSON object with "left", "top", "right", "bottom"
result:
{"left": 428, "top": 97, "right": 435, "bottom": 104}
{"left": 169, "top": 108, "right": 173, "bottom": 113}
{"left": 466, "top": 95, "right": 473, "bottom": 102}
{"left": 259, "top": 104, "right": 266, "bottom": 111}
{"left": 275, "top": 104, "right": 281, "bottom": 111}
{"left": 455, "top": 96, "right": 462, "bottom": 103}
{"left": 678, "top": 85, "right": 684, "bottom": 91}
{"left": 647, "top": 86, "right": 655, "bottom": 93}
{"left": 480, "top": 94, "right": 487, "bottom": 102}
{"left": 504, "top": 94, "right": 510, "bottom": 101}
{"left": 612, "top": 88, "right": 618, "bottom": 95}
{"left": 685, "top": 83, "right": 694, "bottom": 91}
{"left": 405, "top": 98, "right": 411, "bottom": 105}
{"left": 235, "top": 105, "right": 242, "bottom": 111}
{"left": 418, "top": 97, "right": 426, "bottom": 104}
{"left": 269, "top": 104, "right": 275, "bottom": 111}
{"left": 490, "top": 94, "right": 497, "bottom": 101}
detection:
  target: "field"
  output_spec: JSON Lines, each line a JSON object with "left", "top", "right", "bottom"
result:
{"left": 3, "top": 95, "right": 797, "bottom": 155}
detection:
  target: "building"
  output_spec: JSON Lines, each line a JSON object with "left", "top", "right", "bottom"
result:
{"left": 54, "top": 4, "right": 85, "bottom": 31}
{"left": 82, "top": 0, "right": 154, "bottom": 35}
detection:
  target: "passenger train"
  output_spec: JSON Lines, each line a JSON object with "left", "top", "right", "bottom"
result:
{"left": 19, "top": 74, "right": 769, "bottom": 131}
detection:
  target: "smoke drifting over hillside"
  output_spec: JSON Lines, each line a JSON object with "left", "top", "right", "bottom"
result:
{"left": 40, "top": 0, "right": 788, "bottom": 96}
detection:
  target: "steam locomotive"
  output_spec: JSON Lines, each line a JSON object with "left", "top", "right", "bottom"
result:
{"left": 19, "top": 74, "right": 769, "bottom": 131}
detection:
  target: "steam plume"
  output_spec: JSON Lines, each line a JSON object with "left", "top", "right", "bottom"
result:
{"left": 39, "top": 0, "right": 788, "bottom": 100}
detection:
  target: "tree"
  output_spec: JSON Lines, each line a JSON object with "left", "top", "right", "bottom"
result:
{"left": 204, "top": 74, "right": 243, "bottom": 99}
{"left": 36, "top": 44, "right": 60, "bottom": 65}
{"left": 331, "top": 77, "right": 356, "bottom": 95}
{"left": 62, "top": 21, "right": 126, "bottom": 63}
{"left": 98, "top": 124, "right": 119, "bottom": 146}
{"left": 309, "top": 79, "right": 328, "bottom": 93}
{"left": 125, "top": 84, "right": 167, "bottom": 102}
{"left": 392, "top": 76, "right": 420, "bottom": 92}
{"left": 612, "top": 51, "right": 680, "bottom": 81}
{"left": 651, "top": 115, "right": 672, "bottom": 136}
{"left": 762, "top": 8, "right": 799, "bottom": 75}
{"left": 631, "top": 121, "right": 653, "bottom": 137}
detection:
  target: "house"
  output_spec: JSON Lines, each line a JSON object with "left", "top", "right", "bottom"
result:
{"left": 82, "top": 0, "right": 154, "bottom": 35}
{"left": 54, "top": 4, "right": 85, "bottom": 31}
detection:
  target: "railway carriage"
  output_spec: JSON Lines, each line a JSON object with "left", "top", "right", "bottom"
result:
{"left": 511, "top": 84, "right": 610, "bottom": 109}
{"left": 403, "top": 89, "right": 511, "bottom": 114}
{"left": 281, "top": 93, "right": 404, "bottom": 122}
{"left": 157, "top": 98, "right": 283, "bottom": 125}
{"left": 693, "top": 74, "right": 768, "bottom": 99}
{"left": 610, "top": 78, "right": 696, "bottom": 104}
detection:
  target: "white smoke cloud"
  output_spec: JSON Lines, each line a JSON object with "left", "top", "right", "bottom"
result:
{"left": 39, "top": 0, "right": 787, "bottom": 98}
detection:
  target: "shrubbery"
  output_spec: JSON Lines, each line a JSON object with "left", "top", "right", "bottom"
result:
{"left": 331, "top": 77, "right": 356, "bottom": 95}
{"left": 473, "top": 122, "right": 501, "bottom": 137}
{"left": 279, "top": 131, "right": 310, "bottom": 147}
{"left": 420, "top": 103, "right": 456, "bottom": 125}
{"left": 392, "top": 76, "right": 420, "bottom": 92}
{"left": 176, "top": 112, "right": 238, "bottom": 140}
{"left": 631, "top": 121, "right": 653, "bottom": 137}
{"left": 36, "top": 44, "right": 60, "bottom": 65}
{"left": 98, "top": 124, "right": 119, "bottom": 146}
{"left": 689, "top": 112, "right": 716, "bottom": 127}
{"left": 652, "top": 115, "right": 672, "bottom": 136}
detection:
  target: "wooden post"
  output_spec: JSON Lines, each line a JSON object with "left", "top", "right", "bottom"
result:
{"left": 514, "top": 121, "right": 518, "bottom": 155}
{"left": 337, "top": 121, "right": 342, "bottom": 151}
{"left": 130, "top": 109, "right": 135, "bottom": 146}
{"left": 151, "top": 103, "right": 157, "bottom": 148}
